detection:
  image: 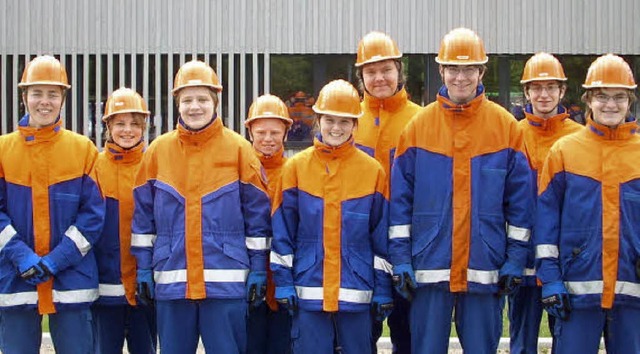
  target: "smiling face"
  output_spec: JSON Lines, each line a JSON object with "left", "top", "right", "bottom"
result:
{"left": 525, "top": 80, "right": 566, "bottom": 118}
{"left": 439, "top": 65, "right": 484, "bottom": 104}
{"left": 107, "top": 113, "right": 144, "bottom": 149}
{"left": 319, "top": 115, "right": 356, "bottom": 147}
{"left": 249, "top": 118, "right": 287, "bottom": 156}
{"left": 362, "top": 59, "right": 400, "bottom": 99}
{"left": 177, "top": 87, "right": 217, "bottom": 130}
{"left": 587, "top": 88, "right": 631, "bottom": 128}
{"left": 24, "top": 85, "right": 65, "bottom": 128}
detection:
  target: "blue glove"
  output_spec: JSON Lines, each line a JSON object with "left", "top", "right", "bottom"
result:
{"left": 498, "top": 261, "right": 523, "bottom": 295}
{"left": 17, "top": 252, "right": 49, "bottom": 285}
{"left": 136, "top": 269, "right": 155, "bottom": 305}
{"left": 246, "top": 271, "right": 267, "bottom": 307}
{"left": 541, "top": 281, "right": 571, "bottom": 321}
{"left": 275, "top": 286, "right": 298, "bottom": 316}
{"left": 392, "top": 264, "right": 417, "bottom": 301}
{"left": 39, "top": 256, "right": 59, "bottom": 275}
{"left": 371, "top": 294, "right": 394, "bottom": 322}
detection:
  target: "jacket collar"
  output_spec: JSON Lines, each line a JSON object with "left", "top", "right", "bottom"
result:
{"left": 524, "top": 105, "right": 570, "bottom": 132}
{"left": 436, "top": 84, "right": 486, "bottom": 118}
{"left": 257, "top": 145, "right": 286, "bottom": 170}
{"left": 586, "top": 115, "right": 638, "bottom": 141}
{"left": 105, "top": 140, "right": 145, "bottom": 164}
{"left": 313, "top": 133, "right": 356, "bottom": 161}
{"left": 18, "top": 115, "right": 63, "bottom": 144}
{"left": 364, "top": 88, "right": 409, "bottom": 113}
{"left": 177, "top": 115, "right": 222, "bottom": 144}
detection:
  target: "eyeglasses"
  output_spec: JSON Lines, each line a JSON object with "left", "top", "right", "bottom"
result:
{"left": 444, "top": 66, "right": 479, "bottom": 77}
{"left": 528, "top": 84, "right": 560, "bottom": 94}
{"left": 594, "top": 93, "right": 629, "bottom": 104}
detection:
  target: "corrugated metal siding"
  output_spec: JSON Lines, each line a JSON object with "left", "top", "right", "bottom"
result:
{"left": 2, "top": 0, "right": 638, "bottom": 55}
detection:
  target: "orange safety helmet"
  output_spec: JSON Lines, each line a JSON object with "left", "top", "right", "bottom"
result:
{"left": 102, "top": 87, "right": 151, "bottom": 122}
{"left": 312, "top": 80, "right": 362, "bottom": 119}
{"left": 18, "top": 55, "right": 71, "bottom": 89}
{"left": 435, "top": 28, "right": 488, "bottom": 65}
{"left": 244, "top": 94, "right": 293, "bottom": 128}
{"left": 521, "top": 52, "right": 567, "bottom": 84}
{"left": 172, "top": 60, "right": 223, "bottom": 95}
{"left": 583, "top": 54, "right": 637, "bottom": 89}
{"left": 355, "top": 31, "right": 402, "bottom": 67}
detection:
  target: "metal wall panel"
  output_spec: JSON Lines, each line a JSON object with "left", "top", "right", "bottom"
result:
{"left": 2, "top": 0, "right": 638, "bottom": 55}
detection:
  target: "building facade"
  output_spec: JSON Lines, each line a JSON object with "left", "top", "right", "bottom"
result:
{"left": 1, "top": 0, "right": 639, "bottom": 147}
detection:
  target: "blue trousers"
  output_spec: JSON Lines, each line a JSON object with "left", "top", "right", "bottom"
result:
{"left": 156, "top": 298, "right": 247, "bottom": 354}
{"left": 247, "top": 302, "right": 292, "bottom": 354}
{"left": 388, "top": 292, "right": 412, "bottom": 354}
{"left": 0, "top": 308, "right": 93, "bottom": 354}
{"left": 92, "top": 303, "right": 157, "bottom": 354}
{"left": 554, "top": 306, "right": 640, "bottom": 354}
{"left": 410, "top": 286, "right": 503, "bottom": 354}
{"left": 292, "top": 310, "right": 371, "bottom": 354}
{"left": 508, "top": 285, "right": 543, "bottom": 354}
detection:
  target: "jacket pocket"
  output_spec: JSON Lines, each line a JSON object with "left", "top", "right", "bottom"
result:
{"left": 293, "top": 241, "right": 317, "bottom": 280}
{"left": 479, "top": 168, "right": 507, "bottom": 216}
{"left": 411, "top": 213, "right": 440, "bottom": 257}
{"left": 347, "top": 249, "right": 374, "bottom": 289}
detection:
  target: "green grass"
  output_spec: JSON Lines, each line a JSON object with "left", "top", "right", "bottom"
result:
{"left": 381, "top": 303, "right": 552, "bottom": 338}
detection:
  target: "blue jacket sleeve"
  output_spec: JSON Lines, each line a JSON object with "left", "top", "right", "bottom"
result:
{"left": 389, "top": 131, "right": 416, "bottom": 267}
{"left": 371, "top": 178, "right": 392, "bottom": 298}
{"left": 0, "top": 178, "right": 34, "bottom": 267}
{"left": 270, "top": 168, "right": 297, "bottom": 290}
{"left": 131, "top": 153, "right": 157, "bottom": 270}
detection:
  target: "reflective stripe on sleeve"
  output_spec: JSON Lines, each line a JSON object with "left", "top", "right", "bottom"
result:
{"left": 507, "top": 225, "right": 531, "bottom": 242}
{"left": 65, "top": 225, "right": 91, "bottom": 256}
{"left": 374, "top": 256, "right": 393, "bottom": 274}
{"left": 131, "top": 233, "right": 157, "bottom": 248}
{"left": 0, "top": 224, "right": 17, "bottom": 251}
{"left": 246, "top": 237, "right": 271, "bottom": 250}
{"left": 535, "top": 244, "right": 559, "bottom": 259}
{"left": 270, "top": 252, "right": 293, "bottom": 268}
{"left": 389, "top": 225, "right": 411, "bottom": 239}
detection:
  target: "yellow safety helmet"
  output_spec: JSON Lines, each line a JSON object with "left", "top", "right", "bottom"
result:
{"left": 355, "top": 31, "right": 402, "bottom": 67}
{"left": 19, "top": 55, "right": 71, "bottom": 89}
{"left": 435, "top": 28, "right": 488, "bottom": 65}
{"left": 172, "top": 60, "right": 223, "bottom": 95}
{"left": 103, "top": 87, "right": 150, "bottom": 122}
{"left": 313, "top": 80, "right": 362, "bottom": 119}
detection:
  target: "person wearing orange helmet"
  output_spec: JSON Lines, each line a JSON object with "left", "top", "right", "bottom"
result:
{"left": 389, "top": 28, "right": 534, "bottom": 353}
{"left": 508, "top": 53, "right": 583, "bottom": 354}
{"left": 0, "top": 55, "right": 105, "bottom": 353}
{"left": 131, "top": 60, "right": 271, "bottom": 354}
{"left": 244, "top": 94, "right": 293, "bottom": 354}
{"left": 535, "top": 54, "right": 640, "bottom": 354}
{"left": 271, "top": 80, "right": 392, "bottom": 353}
{"left": 354, "top": 31, "right": 421, "bottom": 354}
{"left": 92, "top": 87, "right": 157, "bottom": 354}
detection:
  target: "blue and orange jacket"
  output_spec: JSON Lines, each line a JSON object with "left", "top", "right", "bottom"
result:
{"left": 535, "top": 116, "right": 640, "bottom": 310}
{"left": 0, "top": 115, "right": 105, "bottom": 314}
{"left": 270, "top": 135, "right": 392, "bottom": 312}
{"left": 131, "top": 117, "right": 271, "bottom": 301}
{"left": 94, "top": 141, "right": 145, "bottom": 306}
{"left": 389, "top": 85, "right": 534, "bottom": 294}
{"left": 256, "top": 146, "right": 287, "bottom": 311}
{"left": 518, "top": 105, "right": 583, "bottom": 286}
{"left": 355, "top": 88, "right": 421, "bottom": 180}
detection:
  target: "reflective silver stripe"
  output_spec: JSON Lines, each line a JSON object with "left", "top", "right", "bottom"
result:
{"left": 246, "top": 236, "right": 271, "bottom": 250}
{"left": 53, "top": 288, "right": 99, "bottom": 303}
{"left": 535, "top": 244, "right": 559, "bottom": 259}
{"left": 415, "top": 269, "right": 450, "bottom": 284}
{"left": 0, "top": 291, "right": 39, "bottom": 306}
{"left": 524, "top": 268, "right": 536, "bottom": 276}
{"left": 0, "top": 224, "right": 17, "bottom": 251}
{"left": 389, "top": 225, "right": 411, "bottom": 239}
{"left": 507, "top": 225, "right": 531, "bottom": 242}
{"left": 65, "top": 225, "right": 91, "bottom": 256}
{"left": 99, "top": 284, "right": 125, "bottom": 297}
{"left": 374, "top": 256, "right": 393, "bottom": 274}
{"left": 295, "top": 286, "right": 372, "bottom": 304}
{"left": 565, "top": 280, "right": 602, "bottom": 295}
{"left": 270, "top": 252, "right": 293, "bottom": 268}
{"left": 467, "top": 269, "right": 499, "bottom": 285}
{"left": 615, "top": 281, "right": 640, "bottom": 298}
{"left": 131, "top": 233, "right": 156, "bottom": 247}
{"left": 154, "top": 269, "right": 249, "bottom": 284}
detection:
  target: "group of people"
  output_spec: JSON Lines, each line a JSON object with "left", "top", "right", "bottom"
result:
{"left": 0, "top": 26, "right": 638, "bottom": 354}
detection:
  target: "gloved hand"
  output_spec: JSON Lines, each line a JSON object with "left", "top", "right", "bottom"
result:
{"left": 392, "top": 264, "right": 416, "bottom": 301}
{"left": 541, "top": 281, "right": 571, "bottom": 321}
{"left": 371, "top": 294, "right": 394, "bottom": 322}
{"left": 275, "top": 286, "right": 298, "bottom": 316}
{"left": 136, "top": 269, "right": 155, "bottom": 306}
{"left": 246, "top": 271, "right": 267, "bottom": 308}
{"left": 498, "top": 261, "right": 523, "bottom": 296}
{"left": 17, "top": 252, "right": 49, "bottom": 286}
